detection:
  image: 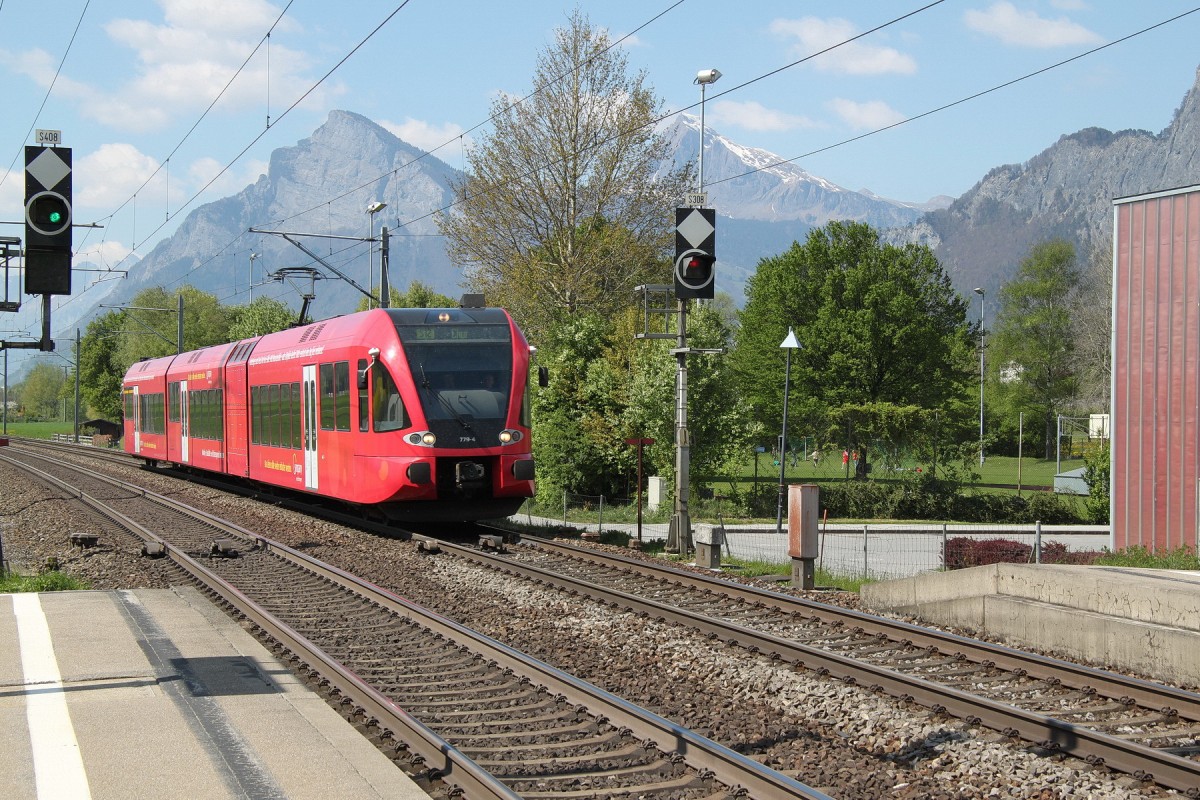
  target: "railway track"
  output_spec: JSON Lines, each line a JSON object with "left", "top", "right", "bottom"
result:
{"left": 445, "top": 531, "right": 1200, "bottom": 796}
{"left": 1, "top": 445, "right": 831, "bottom": 800}
{"left": 10, "top": 437, "right": 1199, "bottom": 795}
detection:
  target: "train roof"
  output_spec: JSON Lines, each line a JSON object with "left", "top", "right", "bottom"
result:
{"left": 166, "top": 342, "right": 236, "bottom": 376}
{"left": 123, "top": 353, "right": 176, "bottom": 382}
{"left": 122, "top": 306, "right": 522, "bottom": 383}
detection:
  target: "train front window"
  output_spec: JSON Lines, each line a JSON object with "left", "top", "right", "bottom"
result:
{"left": 395, "top": 323, "right": 513, "bottom": 425}
{"left": 372, "top": 364, "right": 409, "bottom": 432}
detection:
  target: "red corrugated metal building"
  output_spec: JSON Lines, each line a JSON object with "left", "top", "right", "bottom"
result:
{"left": 1112, "top": 185, "right": 1200, "bottom": 553}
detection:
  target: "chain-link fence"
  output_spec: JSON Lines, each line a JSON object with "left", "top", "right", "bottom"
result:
{"left": 723, "top": 523, "right": 1109, "bottom": 581}
{"left": 509, "top": 495, "right": 1109, "bottom": 581}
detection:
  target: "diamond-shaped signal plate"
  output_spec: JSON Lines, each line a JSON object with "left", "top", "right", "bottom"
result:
{"left": 27, "top": 149, "right": 71, "bottom": 190}
{"left": 677, "top": 209, "right": 715, "bottom": 249}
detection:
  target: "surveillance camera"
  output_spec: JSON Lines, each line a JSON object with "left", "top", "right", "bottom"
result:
{"left": 695, "top": 68, "right": 722, "bottom": 85}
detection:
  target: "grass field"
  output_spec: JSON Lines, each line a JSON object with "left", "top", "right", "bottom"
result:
{"left": 1, "top": 420, "right": 80, "bottom": 438}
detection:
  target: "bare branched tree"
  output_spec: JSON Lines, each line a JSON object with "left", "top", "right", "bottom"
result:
{"left": 438, "top": 9, "right": 692, "bottom": 339}
{"left": 1068, "top": 240, "right": 1113, "bottom": 412}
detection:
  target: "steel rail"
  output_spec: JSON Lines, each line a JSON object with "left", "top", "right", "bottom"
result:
{"left": 4, "top": 451, "right": 833, "bottom": 800}
{"left": 1, "top": 452, "right": 523, "bottom": 800}
{"left": 519, "top": 533, "right": 1200, "bottom": 722}
{"left": 446, "top": 534, "right": 1200, "bottom": 795}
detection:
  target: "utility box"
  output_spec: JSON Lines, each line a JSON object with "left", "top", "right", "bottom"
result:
{"left": 694, "top": 523, "right": 722, "bottom": 569}
{"left": 647, "top": 476, "right": 667, "bottom": 511}
{"left": 787, "top": 484, "right": 819, "bottom": 589}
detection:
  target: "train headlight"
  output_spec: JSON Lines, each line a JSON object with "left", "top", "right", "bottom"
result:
{"left": 406, "top": 431, "right": 437, "bottom": 447}
{"left": 499, "top": 429, "right": 523, "bottom": 444}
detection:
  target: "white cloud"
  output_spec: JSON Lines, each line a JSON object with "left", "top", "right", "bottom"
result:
{"left": 75, "top": 143, "right": 169, "bottom": 210}
{"left": 964, "top": 2, "right": 1102, "bottom": 48}
{"left": 828, "top": 98, "right": 906, "bottom": 131}
{"left": 75, "top": 239, "right": 134, "bottom": 271}
{"left": 187, "top": 156, "right": 268, "bottom": 199}
{"left": 380, "top": 118, "right": 471, "bottom": 156}
{"left": 709, "top": 100, "right": 818, "bottom": 133}
{"left": 0, "top": 170, "right": 22, "bottom": 220}
{"left": 770, "top": 17, "right": 916, "bottom": 75}
{"left": 66, "top": 0, "right": 336, "bottom": 132}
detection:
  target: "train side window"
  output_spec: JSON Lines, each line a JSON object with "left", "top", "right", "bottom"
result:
{"left": 319, "top": 363, "right": 335, "bottom": 431}
{"left": 290, "top": 382, "right": 302, "bottom": 449}
{"left": 202, "top": 390, "right": 211, "bottom": 439}
{"left": 280, "top": 382, "right": 291, "bottom": 449}
{"left": 334, "top": 361, "right": 351, "bottom": 432}
{"left": 251, "top": 386, "right": 261, "bottom": 445}
{"left": 215, "top": 389, "right": 223, "bottom": 441}
{"left": 373, "top": 365, "right": 409, "bottom": 433}
{"left": 140, "top": 392, "right": 165, "bottom": 435}
{"left": 191, "top": 390, "right": 201, "bottom": 437}
{"left": 169, "top": 382, "right": 180, "bottom": 422}
{"left": 268, "top": 384, "right": 280, "bottom": 447}
{"left": 357, "top": 359, "right": 369, "bottom": 432}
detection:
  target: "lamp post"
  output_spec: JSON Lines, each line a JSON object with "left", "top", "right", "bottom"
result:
{"left": 776, "top": 327, "right": 801, "bottom": 533}
{"left": 694, "top": 68, "right": 721, "bottom": 194}
{"left": 974, "top": 287, "right": 985, "bottom": 465}
{"left": 367, "top": 201, "right": 387, "bottom": 309}
{"left": 249, "top": 252, "right": 259, "bottom": 303}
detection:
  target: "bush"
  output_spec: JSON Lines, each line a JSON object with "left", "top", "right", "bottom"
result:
{"left": 945, "top": 537, "right": 1032, "bottom": 569}
{"left": 1020, "top": 491, "right": 1082, "bottom": 524}
{"left": 816, "top": 477, "right": 1088, "bottom": 525}
{"left": 1038, "top": 541, "right": 1104, "bottom": 565}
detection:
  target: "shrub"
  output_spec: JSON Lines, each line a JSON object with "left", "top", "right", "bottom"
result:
{"left": 1038, "top": 541, "right": 1104, "bottom": 565}
{"left": 1019, "top": 491, "right": 1083, "bottom": 524}
{"left": 944, "top": 536, "right": 1032, "bottom": 569}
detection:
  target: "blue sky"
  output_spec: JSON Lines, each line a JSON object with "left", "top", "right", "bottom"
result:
{"left": 2, "top": 0, "right": 1200, "bottom": 334}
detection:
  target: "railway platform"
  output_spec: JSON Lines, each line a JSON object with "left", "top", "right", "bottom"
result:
{"left": 861, "top": 564, "right": 1200, "bottom": 688}
{"left": 1, "top": 587, "right": 432, "bottom": 800}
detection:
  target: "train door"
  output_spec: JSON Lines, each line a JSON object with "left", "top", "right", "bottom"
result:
{"left": 302, "top": 364, "right": 318, "bottom": 491}
{"left": 133, "top": 385, "right": 140, "bottom": 453}
{"left": 180, "top": 380, "right": 190, "bottom": 462}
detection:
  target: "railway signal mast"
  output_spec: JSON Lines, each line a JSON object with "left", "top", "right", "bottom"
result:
{"left": 3, "top": 130, "right": 73, "bottom": 355}
{"left": 635, "top": 69, "right": 723, "bottom": 555}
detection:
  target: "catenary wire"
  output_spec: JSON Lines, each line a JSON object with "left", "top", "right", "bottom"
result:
{"left": 0, "top": 0, "right": 91, "bottom": 195}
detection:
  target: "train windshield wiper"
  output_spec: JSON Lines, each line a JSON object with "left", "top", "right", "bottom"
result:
{"left": 418, "top": 364, "right": 472, "bottom": 430}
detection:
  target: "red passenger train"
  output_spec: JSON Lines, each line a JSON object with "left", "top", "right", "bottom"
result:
{"left": 122, "top": 302, "right": 536, "bottom": 521}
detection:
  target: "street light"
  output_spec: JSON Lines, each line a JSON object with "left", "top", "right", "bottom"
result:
{"left": 974, "top": 287, "right": 985, "bottom": 465}
{"left": 694, "top": 68, "right": 721, "bottom": 193}
{"left": 367, "top": 201, "right": 388, "bottom": 309}
{"left": 249, "top": 252, "right": 260, "bottom": 303}
{"left": 776, "top": 327, "right": 801, "bottom": 533}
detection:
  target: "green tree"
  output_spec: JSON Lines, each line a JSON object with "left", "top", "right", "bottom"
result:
{"left": 113, "top": 286, "right": 232, "bottom": 369}
{"left": 354, "top": 280, "right": 456, "bottom": 312}
{"left": 731, "top": 221, "right": 975, "bottom": 476}
{"left": 1082, "top": 442, "right": 1110, "bottom": 523}
{"left": 989, "top": 239, "right": 1080, "bottom": 457}
{"left": 19, "top": 363, "right": 66, "bottom": 420}
{"left": 79, "top": 310, "right": 128, "bottom": 420}
{"left": 228, "top": 297, "right": 297, "bottom": 339}
{"left": 530, "top": 302, "right": 757, "bottom": 506}
{"left": 437, "top": 9, "right": 691, "bottom": 341}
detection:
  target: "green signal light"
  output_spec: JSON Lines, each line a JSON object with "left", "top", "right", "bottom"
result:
{"left": 48, "top": 210, "right": 62, "bottom": 224}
